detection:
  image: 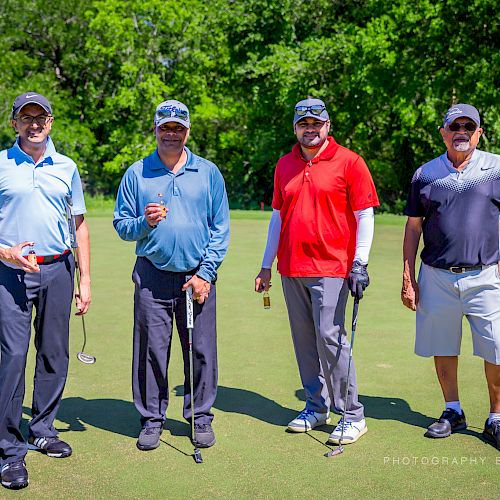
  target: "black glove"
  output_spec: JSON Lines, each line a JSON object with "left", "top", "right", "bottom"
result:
{"left": 347, "top": 261, "right": 370, "bottom": 299}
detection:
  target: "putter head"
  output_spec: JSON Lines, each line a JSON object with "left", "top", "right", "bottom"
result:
{"left": 324, "top": 446, "right": 344, "bottom": 458}
{"left": 77, "top": 351, "right": 96, "bottom": 364}
{"left": 193, "top": 448, "right": 203, "bottom": 464}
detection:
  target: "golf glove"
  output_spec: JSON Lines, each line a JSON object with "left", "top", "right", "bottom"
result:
{"left": 348, "top": 261, "right": 370, "bottom": 299}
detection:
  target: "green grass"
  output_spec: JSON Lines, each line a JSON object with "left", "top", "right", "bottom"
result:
{"left": 10, "top": 215, "right": 499, "bottom": 499}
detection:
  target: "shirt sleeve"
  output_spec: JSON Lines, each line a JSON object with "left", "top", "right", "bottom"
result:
{"left": 113, "top": 168, "right": 155, "bottom": 241}
{"left": 70, "top": 166, "right": 87, "bottom": 215}
{"left": 271, "top": 162, "right": 283, "bottom": 211}
{"left": 197, "top": 167, "right": 230, "bottom": 283}
{"left": 353, "top": 207, "right": 374, "bottom": 264}
{"left": 404, "top": 169, "right": 424, "bottom": 217}
{"left": 345, "top": 156, "right": 379, "bottom": 211}
{"left": 261, "top": 209, "right": 281, "bottom": 268}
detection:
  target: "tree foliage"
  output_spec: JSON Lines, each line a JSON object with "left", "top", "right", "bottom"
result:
{"left": 0, "top": 0, "right": 498, "bottom": 211}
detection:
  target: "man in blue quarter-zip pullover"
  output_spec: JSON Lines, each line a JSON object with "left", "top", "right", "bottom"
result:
{"left": 0, "top": 92, "right": 91, "bottom": 490}
{"left": 113, "top": 99, "right": 230, "bottom": 452}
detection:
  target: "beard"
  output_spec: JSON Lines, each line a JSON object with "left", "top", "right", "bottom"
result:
{"left": 453, "top": 140, "right": 471, "bottom": 152}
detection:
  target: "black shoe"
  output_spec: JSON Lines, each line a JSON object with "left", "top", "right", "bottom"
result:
{"left": 1, "top": 461, "right": 29, "bottom": 490}
{"left": 137, "top": 426, "right": 162, "bottom": 451}
{"left": 425, "top": 409, "right": 467, "bottom": 438}
{"left": 192, "top": 423, "right": 216, "bottom": 448}
{"left": 482, "top": 419, "right": 500, "bottom": 450}
{"left": 28, "top": 436, "right": 72, "bottom": 458}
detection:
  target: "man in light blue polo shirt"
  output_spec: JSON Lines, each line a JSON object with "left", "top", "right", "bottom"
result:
{"left": 0, "top": 93, "right": 91, "bottom": 489}
{"left": 113, "top": 99, "right": 229, "bottom": 452}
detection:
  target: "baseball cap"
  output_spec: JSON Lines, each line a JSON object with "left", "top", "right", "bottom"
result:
{"left": 293, "top": 98, "right": 329, "bottom": 126}
{"left": 12, "top": 92, "right": 52, "bottom": 118}
{"left": 443, "top": 103, "right": 480, "bottom": 128}
{"left": 154, "top": 100, "right": 190, "bottom": 128}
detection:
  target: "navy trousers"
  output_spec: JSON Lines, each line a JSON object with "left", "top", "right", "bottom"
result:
{"left": 132, "top": 257, "right": 217, "bottom": 428}
{"left": 0, "top": 254, "right": 74, "bottom": 467}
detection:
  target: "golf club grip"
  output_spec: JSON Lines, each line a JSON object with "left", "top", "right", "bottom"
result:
{"left": 186, "top": 287, "right": 194, "bottom": 329}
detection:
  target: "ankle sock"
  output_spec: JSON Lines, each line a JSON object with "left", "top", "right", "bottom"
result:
{"left": 488, "top": 413, "right": 500, "bottom": 425}
{"left": 445, "top": 401, "right": 462, "bottom": 414}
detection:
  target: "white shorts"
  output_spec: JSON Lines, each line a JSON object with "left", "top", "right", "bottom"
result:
{"left": 415, "top": 263, "right": 500, "bottom": 365}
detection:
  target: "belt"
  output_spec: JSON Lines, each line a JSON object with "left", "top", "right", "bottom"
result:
{"left": 36, "top": 249, "right": 71, "bottom": 264}
{"left": 448, "top": 265, "right": 484, "bottom": 274}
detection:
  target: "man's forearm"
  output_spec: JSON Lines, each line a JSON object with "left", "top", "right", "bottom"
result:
{"left": 75, "top": 217, "right": 91, "bottom": 282}
{"left": 403, "top": 222, "right": 422, "bottom": 282}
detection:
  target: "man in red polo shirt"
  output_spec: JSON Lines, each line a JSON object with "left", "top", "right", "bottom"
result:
{"left": 255, "top": 98, "right": 379, "bottom": 444}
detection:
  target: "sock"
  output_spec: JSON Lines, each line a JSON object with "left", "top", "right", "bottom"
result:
{"left": 445, "top": 401, "right": 462, "bottom": 414}
{"left": 488, "top": 412, "right": 500, "bottom": 424}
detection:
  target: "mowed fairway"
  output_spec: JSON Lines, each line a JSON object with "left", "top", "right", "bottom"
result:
{"left": 11, "top": 212, "right": 499, "bottom": 499}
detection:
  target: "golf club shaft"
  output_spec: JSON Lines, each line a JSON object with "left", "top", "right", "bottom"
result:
{"left": 185, "top": 285, "right": 198, "bottom": 452}
{"left": 338, "top": 297, "right": 359, "bottom": 445}
{"left": 73, "top": 249, "right": 88, "bottom": 352}
{"left": 65, "top": 196, "right": 89, "bottom": 354}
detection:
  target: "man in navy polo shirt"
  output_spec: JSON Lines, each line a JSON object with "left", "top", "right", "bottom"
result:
{"left": 0, "top": 92, "right": 91, "bottom": 489}
{"left": 402, "top": 103, "right": 500, "bottom": 450}
{"left": 113, "top": 99, "right": 229, "bottom": 452}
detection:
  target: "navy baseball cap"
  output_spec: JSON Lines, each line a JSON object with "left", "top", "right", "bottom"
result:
{"left": 12, "top": 92, "right": 52, "bottom": 118}
{"left": 293, "top": 98, "right": 329, "bottom": 126}
{"left": 154, "top": 99, "right": 190, "bottom": 128}
{"left": 443, "top": 103, "right": 480, "bottom": 128}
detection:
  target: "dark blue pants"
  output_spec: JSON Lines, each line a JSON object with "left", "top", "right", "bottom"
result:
{"left": 0, "top": 254, "right": 74, "bottom": 466}
{"left": 132, "top": 257, "right": 218, "bottom": 428}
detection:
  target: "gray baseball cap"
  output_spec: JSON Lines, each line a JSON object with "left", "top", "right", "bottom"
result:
{"left": 293, "top": 98, "right": 329, "bottom": 126}
{"left": 443, "top": 103, "right": 480, "bottom": 127}
{"left": 12, "top": 92, "right": 52, "bottom": 118}
{"left": 154, "top": 99, "right": 190, "bottom": 128}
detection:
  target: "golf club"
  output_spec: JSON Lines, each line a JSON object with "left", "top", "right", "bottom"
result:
{"left": 186, "top": 284, "right": 203, "bottom": 464}
{"left": 65, "top": 195, "right": 96, "bottom": 365}
{"left": 325, "top": 296, "right": 359, "bottom": 458}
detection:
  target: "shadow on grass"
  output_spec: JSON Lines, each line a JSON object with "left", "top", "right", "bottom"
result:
{"left": 175, "top": 385, "right": 298, "bottom": 427}
{"left": 36, "top": 383, "right": 298, "bottom": 439}
{"left": 295, "top": 389, "right": 435, "bottom": 429}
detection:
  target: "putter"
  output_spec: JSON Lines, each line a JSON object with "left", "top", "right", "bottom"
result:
{"left": 325, "top": 296, "right": 359, "bottom": 458}
{"left": 65, "top": 195, "right": 96, "bottom": 364}
{"left": 186, "top": 285, "right": 203, "bottom": 464}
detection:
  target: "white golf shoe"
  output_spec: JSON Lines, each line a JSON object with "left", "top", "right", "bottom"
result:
{"left": 328, "top": 418, "right": 367, "bottom": 444}
{"left": 287, "top": 409, "right": 331, "bottom": 432}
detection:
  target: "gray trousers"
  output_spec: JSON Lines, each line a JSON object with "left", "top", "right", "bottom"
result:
{"left": 0, "top": 255, "right": 74, "bottom": 467}
{"left": 132, "top": 257, "right": 217, "bottom": 428}
{"left": 281, "top": 276, "right": 364, "bottom": 422}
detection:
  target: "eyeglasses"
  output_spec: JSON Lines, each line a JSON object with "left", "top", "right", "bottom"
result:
{"left": 155, "top": 106, "right": 189, "bottom": 123}
{"left": 448, "top": 121, "right": 477, "bottom": 132}
{"left": 294, "top": 105, "right": 326, "bottom": 116}
{"left": 16, "top": 114, "right": 51, "bottom": 126}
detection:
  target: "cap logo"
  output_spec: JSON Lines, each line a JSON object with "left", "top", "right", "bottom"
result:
{"left": 446, "top": 108, "right": 464, "bottom": 119}
{"left": 25, "top": 94, "right": 38, "bottom": 98}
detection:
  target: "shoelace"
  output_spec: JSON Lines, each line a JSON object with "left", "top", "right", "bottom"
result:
{"left": 490, "top": 420, "right": 500, "bottom": 432}
{"left": 1, "top": 460, "right": 25, "bottom": 473}
{"left": 335, "top": 420, "right": 353, "bottom": 431}
{"left": 144, "top": 427, "right": 161, "bottom": 435}
{"left": 297, "top": 409, "right": 316, "bottom": 420}
{"left": 194, "top": 423, "right": 212, "bottom": 432}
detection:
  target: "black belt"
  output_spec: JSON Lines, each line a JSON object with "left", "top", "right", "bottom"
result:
{"left": 37, "top": 249, "right": 71, "bottom": 264}
{"left": 448, "top": 265, "right": 483, "bottom": 274}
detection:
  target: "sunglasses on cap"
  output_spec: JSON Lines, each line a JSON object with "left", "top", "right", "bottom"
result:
{"left": 447, "top": 121, "right": 477, "bottom": 132}
{"left": 155, "top": 106, "right": 189, "bottom": 122}
{"left": 294, "top": 104, "right": 326, "bottom": 116}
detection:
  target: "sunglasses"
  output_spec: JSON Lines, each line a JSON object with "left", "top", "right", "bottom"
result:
{"left": 448, "top": 121, "right": 477, "bottom": 132}
{"left": 155, "top": 106, "right": 189, "bottom": 122}
{"left": 294, "top": 104, "right": 325, "bottom": 116}
{"left": 17, "top": 114, "right": 51, "bottom": 126}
